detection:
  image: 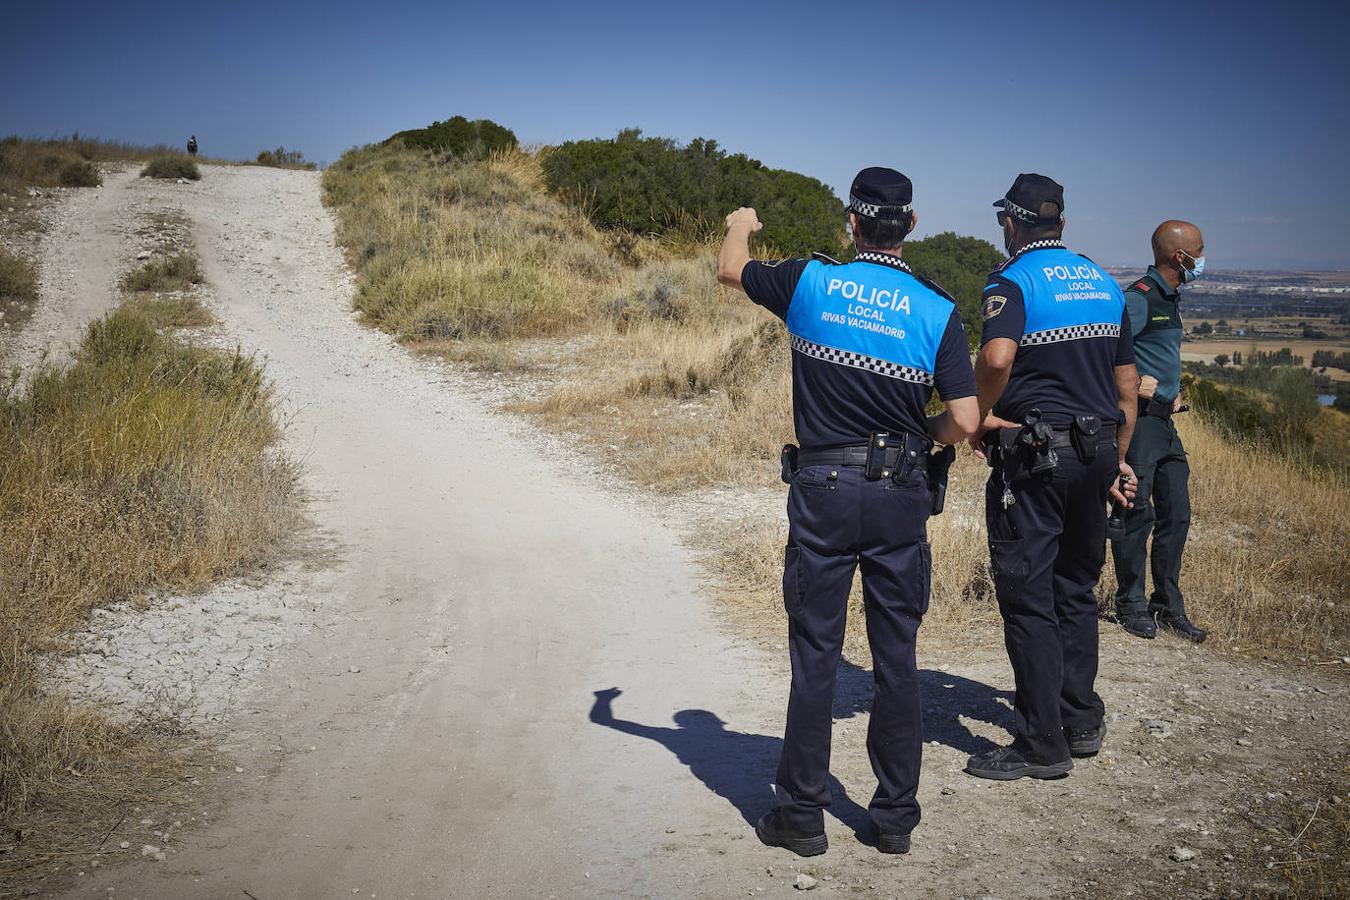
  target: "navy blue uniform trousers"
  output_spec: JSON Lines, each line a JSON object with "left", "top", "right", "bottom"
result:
{"left": 985, "top": 448, "right": 1115, "bottom": 764}
{"left": 776, "top": 464, "right": 930, "bottom": 837}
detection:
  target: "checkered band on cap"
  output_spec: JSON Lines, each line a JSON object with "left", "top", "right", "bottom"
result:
{"left": 791, "top": 335, "right": 934, "bottom": 385}
{"left": 849, "top": 194, "right": 912, "bottom": 218}
{"left": 854, "top": 251, "right": 913, "bottom": 272}
{"left": 1020, "top": 322, "right": 1122, "bottom": 347}
{"left": 1001, "top": 196, "right": 1044, "bottom": 224}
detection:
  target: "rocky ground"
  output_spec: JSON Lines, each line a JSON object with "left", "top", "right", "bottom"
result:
{"left": 4, "top": 165, "right": 1344, "bottom": 899}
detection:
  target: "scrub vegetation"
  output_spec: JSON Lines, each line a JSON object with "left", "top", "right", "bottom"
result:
{"left": 0, "top": 298, "right": 294, "bottom": 861}
{"left": 0, "top": 135, "right": 179, "bottom": 195}
{"left": 141, "top": 156, "right": 201, "bottom": 181}
{"left": 323, "top": 138, "right": 1349, "bottom": 664}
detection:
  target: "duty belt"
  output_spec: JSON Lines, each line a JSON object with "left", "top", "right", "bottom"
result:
{"left": 1047, "top": 423, "right": 1116, "bottom": 451}
{"left": 797, "top": 443, "right": 930, "bottom": 472}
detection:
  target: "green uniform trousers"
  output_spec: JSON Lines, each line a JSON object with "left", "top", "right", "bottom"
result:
{"left": 1111, "top": 414, "right": 1190, "bottom": 617}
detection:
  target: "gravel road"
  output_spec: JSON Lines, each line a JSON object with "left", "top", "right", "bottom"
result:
{"left": 31, "top": 165, "right": 1347, "bottom": 899}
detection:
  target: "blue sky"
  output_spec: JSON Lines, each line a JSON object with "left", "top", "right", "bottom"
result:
{"left": 5, "top": 0, "right": 1348, "bottom": 270}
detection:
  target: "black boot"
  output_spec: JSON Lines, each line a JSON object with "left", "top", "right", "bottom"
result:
{"left": 755, "top": 809, "right": 827, "bottom": 857}
{"left": 964, "top": 746, "right": 1073, "bottom": 781}
{"left": 876, "top": 830, "right": 911, "bottom": 855}
{"left": 1119, "top": 612, "right": 1156, "bottom": 639}
{"left": 1066, "top": 722, "right": 1107, "bottom": 757}
{"left": 1156, "top": 611, "right": 1207, "bottom": 643}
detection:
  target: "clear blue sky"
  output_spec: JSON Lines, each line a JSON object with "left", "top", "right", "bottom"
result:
{"left": 5, "top": 0, "right": 1348, "bottom": 270}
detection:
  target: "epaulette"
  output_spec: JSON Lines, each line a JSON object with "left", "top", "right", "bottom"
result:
{"left": 811, "top": 251, "right": 842, "bottom": 265}
{"left": 910, "top": 268, "right": 959, "bottom": 304}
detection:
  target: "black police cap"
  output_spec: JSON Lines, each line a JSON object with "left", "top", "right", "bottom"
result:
{"left": 994, "top": 173, "right": 1064, "bottom": 224}
{"left": 849, "top": 167, "right": 913, "bottom": 219}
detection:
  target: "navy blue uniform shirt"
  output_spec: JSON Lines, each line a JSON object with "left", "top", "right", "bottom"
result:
{"left": 979, "top": 240, "right": 1134, "bottom": 425}
{"left": 741, "top": 251, "right": 976, "bottom": 448}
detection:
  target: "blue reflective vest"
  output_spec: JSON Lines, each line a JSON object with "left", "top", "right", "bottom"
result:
{"left": 785, "top": 253, "right": 957, "bottom": 386}
{"left": 997, "top": 246, "right": 1124, "bottom": 346}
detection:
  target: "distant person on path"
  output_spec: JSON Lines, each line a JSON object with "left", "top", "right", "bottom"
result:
{"left": 187, "top": 135, "right": 198, "bottom": 157}
{"left": 716, "top": 167, "right": 980, "bottom": 857}
{"left": 1111, "top": 221, "right": 1208, "bottom": 643}
{"left": 965, "top": 174, "right": 1138, "bottom": 781}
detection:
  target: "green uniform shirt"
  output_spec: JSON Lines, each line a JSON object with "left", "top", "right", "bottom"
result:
{"left": 1124, "top": 266, "right": 1183, "bottom": 401}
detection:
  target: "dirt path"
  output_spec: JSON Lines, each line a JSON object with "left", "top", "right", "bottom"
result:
{"left": 42, "top": 167, "right": 1347, "bottom": 899}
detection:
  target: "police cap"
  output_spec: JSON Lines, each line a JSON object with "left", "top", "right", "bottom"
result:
{"left": 994, "top": 173, "right": 1065, "bottom": 224}
{"left": 849, "top": 167, "right": 913, "bottom": 219}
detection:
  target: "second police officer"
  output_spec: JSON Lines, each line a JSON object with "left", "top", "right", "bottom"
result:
{"left": 716, "top": 168, "right": 980, "bottom": 856}
{"left": 966, "top": 174, "right": 1140, "bottom": 780}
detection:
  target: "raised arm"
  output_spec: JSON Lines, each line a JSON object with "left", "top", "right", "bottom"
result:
{"left": 716, "top": 207, "right": 763, "bottom": 292}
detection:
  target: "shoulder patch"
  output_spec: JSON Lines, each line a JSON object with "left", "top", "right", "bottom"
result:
{"left": 810, "top": 251, "right": 841, "bottom": 265}
{"left": 1131, "top": 279, "right": 1151, "bottom": 293}
{"left": 983, "top": 296, "right": 1007, "bottom": 320}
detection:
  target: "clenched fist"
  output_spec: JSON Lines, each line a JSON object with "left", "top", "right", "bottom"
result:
{"left": 725, "top": 207, "right": 763, "bottom": 233}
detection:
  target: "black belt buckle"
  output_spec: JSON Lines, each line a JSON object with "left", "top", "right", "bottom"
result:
{"left": 864, "top": 432, "right": 891, "bottom": 481}
{"left": 1070, "top": 415, "right": 1101, "bottom": 463}
{"left": 781, "top": 444, "right": 799, "bottom": 484}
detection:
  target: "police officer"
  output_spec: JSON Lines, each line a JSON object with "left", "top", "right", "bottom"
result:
{"left": 716, "top": 167, "right": 979, "bottom": 856}
{"left": 1112, "top": 221, "right": 1208, "bottom": 642}
{"left": 965, "top": 174, "right": 1139, "bottom": 780}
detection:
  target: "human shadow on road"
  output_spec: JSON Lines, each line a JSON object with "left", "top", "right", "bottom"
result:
{"left": 588, "top": 688, "right": 871, "bottom": 839}
{"left": 831, "top": 657, "right": 1014, "bottom": 756}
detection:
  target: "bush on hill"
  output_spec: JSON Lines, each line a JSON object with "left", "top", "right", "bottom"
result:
{"left": 255, "top": 147, "right": 317, "bottom": 170}
{"left": 141, "top": 156, "right": 201, "bottom": 181}
{"left": 541, "top": 129, "right": 845, "bottom": 256}
{"left": 384, "top": 116, "right": 518, "bottom": 159}
{"left": 58, "top": 159, "right": 101, "bottom": 187}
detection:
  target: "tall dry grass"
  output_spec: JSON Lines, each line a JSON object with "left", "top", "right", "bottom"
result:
{"left": 0, "top": 307, "right": 297, "bottom": 825}
{"left": 0, "top": 135, "right": 180, "bottom": 195}
{"left": 325, "top": 143, "right": 1350, "bottom": 663}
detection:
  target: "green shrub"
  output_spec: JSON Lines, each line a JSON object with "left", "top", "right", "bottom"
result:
{"left": 255, "top": 146, "right": 316, "bottom": 170}
{"left": 119, "top": 252, "right": 203, "bottom": 293}
{"left": 0, "top": 247, "right": 39, "bottom": 301}
{"left": 140, "top": 156, "right": 200, "bottom": 180}
{"left": 384, "top": 116, "right": 518, "bottom": 159}
{"left": 58, "top": 159, "right": 101, "bottom": 187}
{"left": 541, "top": 129, "right": 845, "bottom": 255}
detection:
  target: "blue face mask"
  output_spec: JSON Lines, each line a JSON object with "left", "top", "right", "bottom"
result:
{"left": 1180, "top": 250, "right": 1206, "bottom": 283}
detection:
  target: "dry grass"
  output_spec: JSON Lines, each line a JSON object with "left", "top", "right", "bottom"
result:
{"left": 0, "top": 135, "right": 178, "bottom": 196}
{"left": 326, "top": 143, "right": 1350, "bottom": 664}
{"left": 0, "top": 307, "right": 296, "bottom": 831}
{"left": 0, "top": 246, "right": 38, "bottom": 302}
{"left": 118, "top": 251, "right": 203, "bottom": 295}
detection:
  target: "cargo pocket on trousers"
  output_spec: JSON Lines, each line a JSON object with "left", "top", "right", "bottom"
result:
{"left": 783, "top": 545, "right": 805, "bottom": 619}
{"left": 988, "top": 539, "right": 1027, "bottom": 598}
{"left": 918, "top": 541, "right": 933, "bottom": 616}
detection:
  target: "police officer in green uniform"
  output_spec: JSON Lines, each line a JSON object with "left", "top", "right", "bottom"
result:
{"left": 1111, "top": 220, "right": 1208, "bottom": 642}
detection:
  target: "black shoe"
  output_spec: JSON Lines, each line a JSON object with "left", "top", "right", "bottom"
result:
{"left": 964, "top": 746, "right": 1073, "bottom": 781}
{"left": 1156, "top": 612, "right": 1207, "bottom": 643}
{"left": 1066, "top": 722, "right": 1107, "bottom": 758}
{"left": 1119, "top": 612, "right": 1157, "bottom": 639}
{"left": 876, "top": 831, "right": 911, "bottom": 855}
{"left": 755, "top": 810, "right": 827, "bottom": 857}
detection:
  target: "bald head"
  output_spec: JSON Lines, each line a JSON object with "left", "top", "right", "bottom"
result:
{"left": 1151, "top": 220, "right": 1204, "bottom": 267}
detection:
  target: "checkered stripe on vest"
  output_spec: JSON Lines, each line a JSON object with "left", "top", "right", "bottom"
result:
{"left": 1020, "top": 322, "right": 1122, "bottom": 346}
{"left": 790, "top": 335, "right": 934, "bottom": 385}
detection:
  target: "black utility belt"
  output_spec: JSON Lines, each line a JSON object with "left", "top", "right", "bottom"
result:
{"left": 782, "top": 431, "right": 957, "bottom": 516}
{"left": 984, "top": 410, "right": 1115, "bottom": 479}
{"left": 796, "top": 443, "right": 930, "bottom": 473}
